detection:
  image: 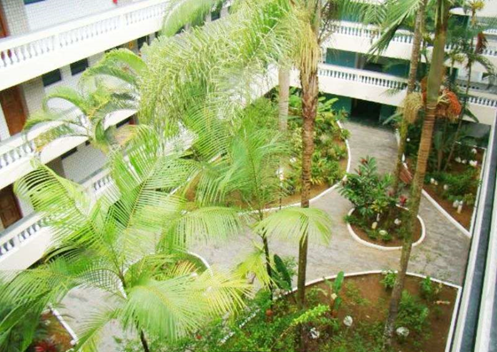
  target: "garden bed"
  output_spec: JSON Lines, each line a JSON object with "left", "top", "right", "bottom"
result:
{"left": 346, "top": 207, "right": 424, "bottom": 249}
{"left": 28, "top": 311, "right": 75, "bottom": 352}
{"left": 405, "top": 147, "right": 483, "bottom": 231}
{"left": 218, "top": 272, "right": 459, "bottom": 352}
{"left": 270, "top": 136, "right": 349, "bottom": 209}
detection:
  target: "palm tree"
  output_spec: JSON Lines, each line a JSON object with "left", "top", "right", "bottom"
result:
{"left": 383, "top": 0, "right": 452, "bottom": 344}
{"left": 91, "top": 0, "right": 362, "bottom": 309}
{"left": 0, "top": 131, "right": 249, "bottom": 352}
{"left": 369, "top": 0, "right": 428, "bottom": 194}
{"left": 24, "top": 78, "right": 137, "bottom": 155}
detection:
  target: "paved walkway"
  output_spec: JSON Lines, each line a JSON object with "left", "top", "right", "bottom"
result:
{"left": 62, "top": 121, "right": 470, "bottom": 351}
{"left": 191, "top": 121, "right": 471, "bottom": 286}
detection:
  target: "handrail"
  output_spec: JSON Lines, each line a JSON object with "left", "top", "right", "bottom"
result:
{"left": 0, "top": 0, "right": 168, "bottom": 51}
{"left": 0, "top": 0, "right": 168, "bottom": 69}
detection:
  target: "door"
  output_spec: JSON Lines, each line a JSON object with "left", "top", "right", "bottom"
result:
{"left": 0, "top": 3, "right": 8, "bottom": 39}
{"left": 0, "top": 185, "right": 22, "bottom": 230}
{"left": 0, "top": 87, "right": 27, "bottom": 136}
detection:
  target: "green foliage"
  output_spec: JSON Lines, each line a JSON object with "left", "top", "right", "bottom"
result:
{"left": 339, "top": 156, "right": 396, "bottom": 219}
{"left": 420, "top": 276, "right": 441, "bottom": 302}
{"left": 427, "top": 167, "right": 479, "bottom": 205}
{"left": 285, "top": 93, "right": 348, "bottom": 193}
{"left": 273, "top": 254, "right": 294, "bottom": 291}
{"left": 381, "top": 270, "right": 397, "bottom": 290}
{"left": 396, "top": 291, "right": 430, "bottom": 334}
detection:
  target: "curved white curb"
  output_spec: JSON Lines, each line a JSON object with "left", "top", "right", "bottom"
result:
{"left": 251, "top": 121, "right": 352, "bottom": 214}
{"left": 294, "top": 270, "right": 461, "bottom": 352}
{"left": 50, "top": 306, "right": 78, "bottom": 345}
{"left": 345, "top": 207, "right": 426, "bottom": 251}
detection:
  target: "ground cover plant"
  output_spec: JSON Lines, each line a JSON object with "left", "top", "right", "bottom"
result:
{"left": 340, "top": 157, "right": 422, "bottom": 247}
{"left": 119, "top": 272, "right": 457, "bottom": 352}
{"left": 282, "top": 92, "right": 349, "bottom": 203}
{"left": 405, "top": 121, "right": 484, "bottom": 229}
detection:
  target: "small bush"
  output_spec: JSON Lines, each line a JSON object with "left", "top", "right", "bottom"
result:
{"left": 381, "top": 271, "right": 397, "bottom": 290}
{"left": 396, "top": 291, "right": 430, "bottom": 334}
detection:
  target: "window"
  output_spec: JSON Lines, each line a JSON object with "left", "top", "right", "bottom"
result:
{"left": 211, "top": 9, "right": 221, "bottom": 21}
{"left": 211, "top": 2, "right": 223, "bottom": 21}
{"left": 137, "top": 36, "right": 149, "bottom": 50}
{"left": 24, "top": 0, "right": 45, "bottom": 4}
{"left": 60, "top": 147, "right": 77, "bottom": 160}
{"left": 42, "top": 69, "right": 62, "bottom": 87}
{"left": 70, "top": 59, "right": 89, "bottom": 76}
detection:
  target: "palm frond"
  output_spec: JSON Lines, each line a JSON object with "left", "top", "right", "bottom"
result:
{"left": 255, "top": 207, "right": 332, "bottom": 245}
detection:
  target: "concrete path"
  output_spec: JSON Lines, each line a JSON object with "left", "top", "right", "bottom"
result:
{"left": 61, "top": 121, "right": 471, "bottom": 351}
{"left": 191, "top": 121, "right": 471, "bottom": 286}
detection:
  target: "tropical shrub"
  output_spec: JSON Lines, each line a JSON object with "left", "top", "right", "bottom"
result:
{"left": 284, "top": 93, "right": 348, "bottom": 194}
{"left": 396, "top": 291, "right": 430, "bottom": 334}
{"left": 339, "top": 157, "right": 395, "bottom": 219}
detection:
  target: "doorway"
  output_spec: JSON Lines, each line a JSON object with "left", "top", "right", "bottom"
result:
{"left": 350, "top": 99, "right": 382, "bottom": 125}
{"left": 0, "top": 86, "right": 27, "bottom": 136}
{"left": 0, "top": 2, "right": 8, "bottom": 39}
{"left": 0, "top": 185, "right": 22, "bottom": 231}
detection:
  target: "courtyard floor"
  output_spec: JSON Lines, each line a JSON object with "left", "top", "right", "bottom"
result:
{"left": 61, "top": 120, "right": 471, "bottom": 350}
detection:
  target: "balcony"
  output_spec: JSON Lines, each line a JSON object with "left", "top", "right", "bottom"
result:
{"left": 290, "top": 64, "right": 497, "bottom": 125}
{"left": 0, "top": 0, "right": 168, "bottom": 91}
{"left": 324, "top": 21, "right": 497, "bottom": 73}
{"left": 0, "top": 166, "right": 113, "bottom": 270}
{"left": 0, "top": 108, "right": 135, "bottom": 190}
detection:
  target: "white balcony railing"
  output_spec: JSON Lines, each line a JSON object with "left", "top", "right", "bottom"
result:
{"left": 0, "top": 108, "right": 135, "bottom": 190}
{"left": 0, "top": 0, "right": 169, "bottom": 91}
{"left": 0, "top": 166, "right": 113, "bottom": 269}
{"left": 327, "top": 21, "right": 497, "bottom": 72}
{"left": 312, "top": 64, "right": 497, "bottom": 124}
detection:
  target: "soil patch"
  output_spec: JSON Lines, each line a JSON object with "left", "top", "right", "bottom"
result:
{"left": 225, "top": 273, "right": 458, "bottom": 352}
{"left": 348, "top": 207, "right": 422, "bottom": 247}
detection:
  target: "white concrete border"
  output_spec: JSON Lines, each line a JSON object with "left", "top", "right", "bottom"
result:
{"left": 345, "top": 207, "right": 426, "bottom": 251}
{"left": 50, "top": 307, "right": 79, "bottom": 345}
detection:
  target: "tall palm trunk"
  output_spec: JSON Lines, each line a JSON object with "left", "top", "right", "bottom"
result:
{"left": 297, "top": 0, "right": 321, "bottom": 309}
{"left": 279, "top": 68, "right": 290, "bottom": 132}
{"left": 383, "top": 0, "right": 449, "bottom": 345}
{"left": 391, "top": 0, "right": 427, "bottom": 194}
{"left": 444, "top": 9, "right": 477, "bottom": 171}
{"left": 140, "top": 330, "right": 151, "bottom": 352}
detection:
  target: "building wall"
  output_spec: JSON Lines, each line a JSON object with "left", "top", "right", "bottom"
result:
{"left": 61, "top": 142, "right": 107, "bottom": 183}
{"left": 1, "top": 0, "right": 30, "bottom": 35}
{"left": 24, "top": 0, "right": 117, "bottom": 31}
{"left": 0, "top": 106, "right": 10, "bottom": 140}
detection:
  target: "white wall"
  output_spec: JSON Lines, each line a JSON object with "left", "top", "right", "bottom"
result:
{"left": 0, "top": 106, "right": 10, "bottom": 141}
{"left": 61, "top": 143, "right": 107, "bottom": 183}
{"left": 24, "top": 0, "right": 117, "bottom": 31}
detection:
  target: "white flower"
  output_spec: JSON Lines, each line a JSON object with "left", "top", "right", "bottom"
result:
{"left": 453, "top": 200, "right": 459, "bottom": 208}
{"left": 462, "top": 159, "right": 467, "bottom": 164}
{"left": 471, "top": 148, "right": 478, "bottom": 154}
{"left": 396, "top": 327, "right": 409, "bottom": 337}
{"left": 406, "top": 138, "right": 411, "bottom": 142}
{"left": 443, "top": 184, "right": 449, "bottom": 191}
{"left": 455, "top": 157, "right": 462, "bottom": 163}
{"left": 394, "top": 218, "right": 402, "bottom": 226}
{"left": 310, "top": 327, "right": 320, "bottom": 339}
{"left": 343, "top": 316, "right": 353, "bottom": 327}
{"left": 371, "top": 222, "right": 378, "bottom": 230}
{"left": 331, "top": 293, "right": 338, "bottom": 300}
{"left": 430, "top": 178, "right": 436, "bottom": 184}
{"left": 379, "top": 230, "right": 388, "bottom": 236}
{"left": 469, "top": 160, "right": 478, "bottom": 167}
